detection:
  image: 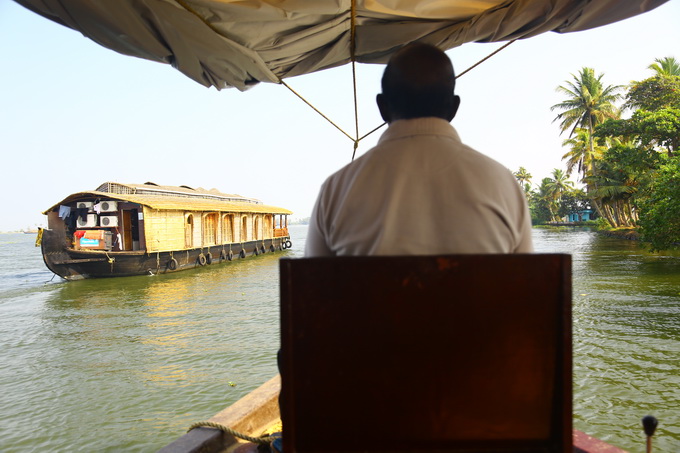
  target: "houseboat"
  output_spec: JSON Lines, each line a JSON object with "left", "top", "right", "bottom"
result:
{"left": 40, "top": 182, "right": 292, "bottom": 280}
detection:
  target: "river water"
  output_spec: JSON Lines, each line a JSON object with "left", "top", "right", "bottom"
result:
{"left": 0, "top": 226, "right": 678, "bottom": 452}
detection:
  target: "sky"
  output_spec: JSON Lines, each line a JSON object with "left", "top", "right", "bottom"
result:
{"left": 1, "top": 0, "right": 679, "bottom": 232}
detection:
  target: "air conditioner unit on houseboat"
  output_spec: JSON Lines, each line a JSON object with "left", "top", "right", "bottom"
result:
{"left": 76, "top": 201, "right": 94, "bottom": 211}
{"left": 99, "top": 215, "right": 119, "bottom": 227}
{"left": 76, "top": 214, "right": 98, "bottom": 228}
{"left": 100, "top": 200, "right": 118, "bottom": 212}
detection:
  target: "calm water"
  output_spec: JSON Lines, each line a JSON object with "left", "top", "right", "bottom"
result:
{"left": 0, "top": 226, "right": 678, "bottom": 452}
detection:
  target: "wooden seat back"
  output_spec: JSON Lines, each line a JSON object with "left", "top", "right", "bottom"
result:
{"left": 280, "top": 254, "right": 572, "bottom": 453}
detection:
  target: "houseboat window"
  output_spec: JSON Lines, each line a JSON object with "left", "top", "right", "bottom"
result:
{"left": 223, "top": 214, "right": 234, "bottom": 243}
{"left": 241, "top": 216, "right": 248, "bottom": 242}
{"left": 203, "top": 213, "right": 218, "bottom": 246}
{"left": 254, "top": 216, "right": 260, "bottom": 240}
{"left": 185, "top": 214, "right": 194, "bottom": 248}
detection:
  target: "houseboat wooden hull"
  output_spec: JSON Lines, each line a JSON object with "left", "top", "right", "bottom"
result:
{"left": 158, "top": 375, "right": 629, "bottom": 453}
{"left": 41, "top": 229, "right": 292, "bottom": 280}
{"left": 41, "top": 182, "right": 292, "bottom": 280}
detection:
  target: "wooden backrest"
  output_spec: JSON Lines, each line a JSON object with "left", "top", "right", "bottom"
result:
{"left": 280, "top": 254, "right": 572, "bottom": 453}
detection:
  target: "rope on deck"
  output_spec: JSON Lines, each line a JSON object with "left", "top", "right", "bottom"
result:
{"left": 187, "top": 421, "right": 278, "bottom": 445}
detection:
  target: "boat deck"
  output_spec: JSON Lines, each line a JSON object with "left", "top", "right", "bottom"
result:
{"left": 159, "top": 376, "right": 627, "bottom": 453}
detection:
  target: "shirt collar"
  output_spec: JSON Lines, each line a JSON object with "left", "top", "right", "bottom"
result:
{"left": 378, "top": 117, "right": 461, "bottom": 144}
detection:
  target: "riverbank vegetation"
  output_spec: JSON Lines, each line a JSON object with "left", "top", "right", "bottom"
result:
{"left": 516, "top": 56, "right": 680, "bottom": 251}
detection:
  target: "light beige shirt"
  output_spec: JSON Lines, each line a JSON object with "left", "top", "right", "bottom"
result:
{"left": 305, "top": 117, "right": 533, "bottom": 256}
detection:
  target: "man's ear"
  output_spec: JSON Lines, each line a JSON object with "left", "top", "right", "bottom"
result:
{"left": 448, "top": 95, "right": 461, "bottom": 122}
{"left": 376, "top": 93, "right": 392, "bottom": 123}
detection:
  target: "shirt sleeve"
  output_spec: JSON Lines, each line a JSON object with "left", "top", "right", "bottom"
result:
{"left": 304, "top": 190, "right": 334, "bottom": 257}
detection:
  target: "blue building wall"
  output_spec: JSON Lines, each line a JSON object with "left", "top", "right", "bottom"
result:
{"left": 567, "top": 210, "right": 593, "bottom": 222}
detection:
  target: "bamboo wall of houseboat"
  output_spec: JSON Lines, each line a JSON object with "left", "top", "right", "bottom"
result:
{"left": 143, "top": 209, "right": 280, "bottom": 253}
{"left": 143, "top": 209, "right": 186, "bottom": 252}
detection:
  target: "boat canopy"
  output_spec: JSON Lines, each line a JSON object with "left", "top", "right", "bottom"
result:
{"left": 43, "top": 182, "right": 292, "bottom": 215}
{"left": 95, "top": 182, "right": 262, "bottom": 205}
{"left": 16, "top": 0, "right": 668, "bottom": 91}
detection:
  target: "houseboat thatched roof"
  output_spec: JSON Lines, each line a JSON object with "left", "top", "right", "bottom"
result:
{"left": 43, "top": 182, "right": 292, "bottom": 215}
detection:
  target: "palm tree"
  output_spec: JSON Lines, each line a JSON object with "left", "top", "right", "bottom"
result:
{"left": 586, "top": 159, "right": 638, "bottom": 227}
{"left": 561, "top": 128, "right": 604, "bottom": 182}
{"left": 540, "top": 169, "right": 575, "bottom": 222}
{"left": 648, "top": 56, "right": 680, "bottom": 77}
{"left": 551, "top": 67, "right": 621, "bottom": 139}
{"left": 551, "top": 68, "right": 621, "bottom": 221}
{"left": 545, "top": 169, "right": 574, "bottom": 203}
{"left": 513, "top": 167, "right": 532, "bottom": 190}
{"left": 536, "top": 178, "right": 559, "bottom": 223}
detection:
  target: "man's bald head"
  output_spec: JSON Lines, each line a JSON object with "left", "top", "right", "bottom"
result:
{"left": 377, "top": 43, "right": 460, "bottom": 122}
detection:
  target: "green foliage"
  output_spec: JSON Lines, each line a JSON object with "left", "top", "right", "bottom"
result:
{"left": 530, "top": 201, "right": 553, "bottom": 225}
{"left": 594, "top": 217, "right": 612, "bottom": 230}
{"left": 603, "top": 143, "right": 659, "bottom": 182}
{"left": 529, "top": 172, "right": 579, "bottom": 224}
{"left": 598, "top": 108, "right": 680, "bottom": 154}
{"left": 586, "top": 145, "right": 644, "bottom": 204}
{"left": 557, "top": 189, "right": 590, "bottom": 218}
{"left": 624, "top": 75, "right": 680, "bottom": 112}
{"left": 633, "top": 108, "right": 680, "bottom": 153}
{"left": 546, "top": 61, "right": 680, "bottom": 235}
{"left": 638, "top": 156, "right": 680, "bottom": 251}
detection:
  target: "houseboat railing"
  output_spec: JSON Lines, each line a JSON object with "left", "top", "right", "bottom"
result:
{"left": 274, "top": 228, "right": 289, "bottom": 238}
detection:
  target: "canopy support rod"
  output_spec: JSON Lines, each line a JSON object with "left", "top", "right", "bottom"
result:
{"left": 349, "top": 39, "right": 519, "bottom": 155}
{"left": 456, "top": 39, "right": 517, "bottom": 79}
{"left": 350, "top": 0, "right": 360, "bottom": 161}
{"left": 277, "top": 29, "right": 518, "bottom": 163}
{"left": 359, "top": 122, "right": 387, "bottom": 142}
{"left": 279, "top": 80, "right": 356, "bottom": 143}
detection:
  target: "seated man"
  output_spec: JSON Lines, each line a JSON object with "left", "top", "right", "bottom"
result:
{"left": 305, "top": 43, "right": 533, "bottom": 256}
{"left": 276, "top": 43, "right": 535, "bottom": 452}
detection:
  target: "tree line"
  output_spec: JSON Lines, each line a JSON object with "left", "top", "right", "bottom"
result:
{"left": 515, "top": 56, "right": 680, "bottom": 251}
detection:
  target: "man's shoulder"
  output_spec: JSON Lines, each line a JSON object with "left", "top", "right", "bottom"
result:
{"left": 320, "top": 117, "right": 512, "bottom": 187}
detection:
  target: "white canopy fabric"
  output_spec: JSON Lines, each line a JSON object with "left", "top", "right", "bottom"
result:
{"left": 16, "top": 0, "right": 668, "bottom": 91}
